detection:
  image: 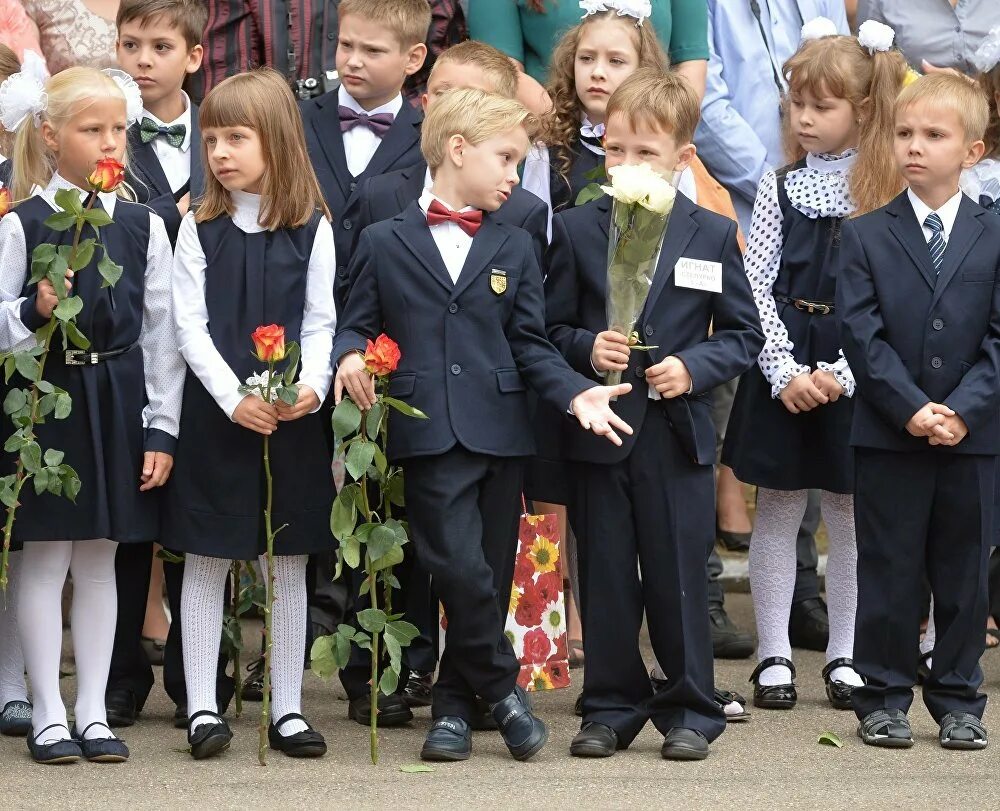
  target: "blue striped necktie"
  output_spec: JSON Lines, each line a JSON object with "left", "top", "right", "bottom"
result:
{"left": 924, "top": 212, "right": 946, "bottom": 273}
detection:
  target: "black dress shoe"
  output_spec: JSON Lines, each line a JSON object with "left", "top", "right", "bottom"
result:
{"left": 403, "top": 671, "right": 433, "bottom": 708}
{"left": 570, "top": 722, "right": 618, "bottom": 757}
{"left": 241, "top": 656, "right": 265, "bottom": 702}
{"left": 348, "top": 691, "right": 413, "bottom": 727}
{"left": 788, "top": 597, "right": 829, "bottom": 652}
{"left": 71, "top": 723, "right": 129, "bottom": 763}
{"left": 857, "top": 708, "right": 913, "bottom": 748}
{"left": 27, "top": 724, "right": 82, "bottom": 765}
{"left": 573, "top": 691, "right": 583, "bottom": 717}
{"left": 749, "top": 657, "right": 797, "bottom": 709}
{"left": 716, "top": 523, "right": 751, "bottom": 552}
{"left": 822, "top": 657, "right": 861, "bottom": 711}
{"left": 490, "top": 687, "right": 548, "bottom": 761}
{"left": 104, "top": 689, "right": 138, "bottom": 728}
{"left": 710, "top": 606, "right": 754, "bottom": 660}
{"left": 268, "top": 713, "right": 327, "bottom": 758}
{"left": 173, "top": 704, "right": 187, "bottom": 729}
{"left": 420, "top": 716, "right": 472, "bottom": 761}
{"left": 661, "top": 728, "right": 709, "bottom": 760}
{"left": 187, "top": 710, "right": 233, "bottom": 760}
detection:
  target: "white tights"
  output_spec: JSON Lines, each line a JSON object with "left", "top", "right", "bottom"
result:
{"left": 182, "top": 553, "right": 309, "bottom": 736}
{"left": 749, "top": 489, "right": 862, "bottom": 686}
{"left": 0, "top": 550, "right": 27, "bottom": 707}
{"left": 18, "top": 539, "right": 118, "bottom": 742}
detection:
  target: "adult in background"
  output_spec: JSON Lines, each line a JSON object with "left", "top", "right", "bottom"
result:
{"left": 17, "top": 0, "right": 119, "bottom": 73}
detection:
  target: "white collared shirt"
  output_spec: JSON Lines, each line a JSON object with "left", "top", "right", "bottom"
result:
{"left": 142, "top": 91, "right": 192, "bottom": 194}
{"left": 417, "top": 188, "right": 476, "bottom": 284}
{"left": 173, "top": 190, "right": 337, "bottom": 419}
{"left": 909, "top": 188, "right": 963, "bottom": 244}
{"left": 339, "top": 86, "right": 403, "bottom": 178}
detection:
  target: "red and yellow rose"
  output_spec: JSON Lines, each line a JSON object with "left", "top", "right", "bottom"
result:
{"left": 252, "top": 324, "right": 286, "bottom": 362}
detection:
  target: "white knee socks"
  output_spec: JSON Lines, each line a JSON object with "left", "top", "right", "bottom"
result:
{"left": 0, "top": 550, "right": 28, "bottom": 707}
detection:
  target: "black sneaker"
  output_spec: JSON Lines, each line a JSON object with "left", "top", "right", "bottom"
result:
{"left": 789, "top": 597, "right": 829, "bottom": 652}
{"left": 710, "top": 605, "right": 754, "bottom": 659}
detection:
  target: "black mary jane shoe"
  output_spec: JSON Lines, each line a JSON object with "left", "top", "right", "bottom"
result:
{"left": 268, "top": 713, "right": 327, "bottom": 758}
{"left": 822, "top": 657, "right": 861, "bottom": 711}
{"left": 570, "top": 722, "right": 619, "bottom": 758}
{"left": 749, "top": 657, "right": 797, "bottom": 710}
{"left": 71, "top": 722, "right": 129, "bottom": 763}
{"left": 490, "top": 686, "right": 548, "bottom": 761}
{"left": 27, "top": 723, "right": 82, "bottom": 765}
{"left": 420, "top": 716, "right": 472, "bottom": 761}
{"left": 187, "top": 710, "right": 233, "bottom": 760}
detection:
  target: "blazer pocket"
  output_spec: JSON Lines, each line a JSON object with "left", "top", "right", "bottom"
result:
{"left": 962, "top": 271, "right": 994, "bottom": 283}
{"left": 388, "top": 372, "right": 416, "bottom": 397}
{"left": 496, "top": 368, "right": 527, "bottom": 393}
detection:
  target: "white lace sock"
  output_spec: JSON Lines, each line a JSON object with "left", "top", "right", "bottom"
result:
{"left": 0, "top": 550, "right": 28, "bottom": 707}
{"left": 749, "top": 488, "right": 808, "bottom": 685}
{"left": 820, "top": 491, "right": 863, "bottom": 686}
{"left": 921, "top": 597, "right": 936, "bottom": 670}
{"left": 182, "top": 553, "right": 230, "bottom": 732}
{"left": 258, "top": 554, "right": 309, "bottom": 736}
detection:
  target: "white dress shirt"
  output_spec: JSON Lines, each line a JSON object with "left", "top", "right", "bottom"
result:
{"left": 339, "top": 85, "right": 403, "bottom": 178}
{"left": 173, "top": 190, "right": 337, "bottom": 419}
{"left": 417, "top": 188, "right": 475, "bottom": 284}
{"left": 142, "top": 91, "right": 193, "bottom": 194}
{"left": 0, "top": 172, "right": 184, "bottom": 439}
{"left": 908, "top": 188, "right": 963, "bottom": 245}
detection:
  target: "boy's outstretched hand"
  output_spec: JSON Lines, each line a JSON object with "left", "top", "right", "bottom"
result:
{"left": 571, "top": 384, "right": 634, "bottom": 446}
{"left": 334, "top": 351, "right": 376, "bottom": 409}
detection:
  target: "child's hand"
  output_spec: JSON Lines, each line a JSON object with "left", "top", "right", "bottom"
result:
{"left": 177, "top": 192, "right": 191, "bottom": 217}
{"left": 646, "top": 356, "right": 693, "bottom": 399}
{"left": 233, "top": 395, "right": 279, "bottom": 435}
{"left": 276, "top": 385, "right": 320, "bottom": 421}
{"left": 928, "top": 412, "right": 969, "bottom": 447}
{"left": 139, "top": 451, "right": 174, "bottom": 491}
{"left": 591, "top": 330, "right": 630, "bottom": 372}
{"left": 810, "top": 369, "right": 844, "bottom": 402}
{"left": 334, "top": 352, "right": 376, "bottom": 410}
{"left": 35, "top": 270, "right": 73, "bottom": 319}
{"left": 570, "top": 384, "right": 634, "bottom": 446}
{"left": 906, "top": 402, "right": 954, "bottom": 441}
{"left": 779, "top": 372, "right": 828, "bottom": 414}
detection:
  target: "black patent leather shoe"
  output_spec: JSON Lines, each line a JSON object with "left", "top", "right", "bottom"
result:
{"left": 348, "top": 691, "right": 413, "bottom": 727}
{"left": 187, "top": 710, "right": 233, "bottom": 760}
{"left": 661, "top": 728, "right": 709, "bottom": 760}
{"left": 27, "top": 724, "right": 82, "bottom": 765}
{"left": 822, "top": 657, "right": 861, "bottom": 711}
{"left": 749, "top": 657, "right": 797, "bottom": 709}
{"left": 490, "top": 687, "right": 548, "bottom": 761}
{"left": 268, "top": 713, "right": 327, "bottom": 758}
{"left": 420, "top": 716, "right": 472, "bottom": 761}
{"left": 104, "top": 688, "right": 138, "bottom": 728}
{"left": 788, "top": 598, "right": 830, "bottom": 652}
{"left": 71, "top": 722, "right": 129, "bottom": 763}
{"left": 403, "top": 671, "right": 434, "bottom": 708}
{"left": 570, "top": 722, "right": 618, "bottom": 757}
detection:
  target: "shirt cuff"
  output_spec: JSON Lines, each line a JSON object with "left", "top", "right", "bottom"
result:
{"left": 144, "top": 427, "right": 177, "bottom": 455}
{"left": 816, "top": 360, "right": 856, "bottom": 398}
{"left": 771, "top": 362, "right": 812, "bottom": 399}
{"left": 19, "top": 296, "right": 48, "bottom": 332}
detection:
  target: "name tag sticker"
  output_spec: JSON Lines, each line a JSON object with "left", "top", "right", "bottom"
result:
{"left": 675, "top": 257, "right": 722, "bottom": 293}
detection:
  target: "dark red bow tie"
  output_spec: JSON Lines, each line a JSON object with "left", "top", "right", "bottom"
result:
{"left": 338, "top": 105, "right": 394, "bottom": 136}
{"left": 426, "top": 199, "right": 483, "bottom": 237}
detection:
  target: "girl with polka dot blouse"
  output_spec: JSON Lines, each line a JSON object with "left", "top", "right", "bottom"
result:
{"left": 722, "top": 24, "right": 908, "bottom": 712}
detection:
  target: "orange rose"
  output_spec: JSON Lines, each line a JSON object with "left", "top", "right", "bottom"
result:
{"left": 364, "top": 333, "right": 401, "bottom": 377}
{"left": 251, "top": 324, "right": 286, "bottom": 362}
{"left": 0, "top": 187, "right": 10, "bottom": 218}
{"left": 87, "top": 157, "right": 126, "bottom": 193}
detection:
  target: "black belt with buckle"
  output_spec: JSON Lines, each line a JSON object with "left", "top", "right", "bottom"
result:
{"left": 61, "top": 344, "right": 136, "bottom": 366}
{"left": 774, "top": 295, "right": 835, "bottom": 316}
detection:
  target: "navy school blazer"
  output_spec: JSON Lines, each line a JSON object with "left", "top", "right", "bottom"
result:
{"left": 544, "top": 192, "right": 764, "bottom": 466}
{"left": 838, "top": 191, "right": 1000, "bottom": 455}
{"left": 331, "top": 201, "right": 596, "bottom": 461}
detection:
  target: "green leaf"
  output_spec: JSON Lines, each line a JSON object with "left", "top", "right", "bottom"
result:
{"left": 372, "top": 445, "right": 387, "bottom": 476}
{"left": 341, "top": 535, "right": 361, "bottom": 569}
{"left": 366, "top": 524, "right": 397, "bottom": 561}
{"left": 818, "top": 732, "right": 843, "bottom": 748}
{"left": 19, "top": 442, "right": 41, "bottom": 474}
{"left": 61, "top": 467, "right": 81, "bottom": 502}
{"left": 383, "top": 633, "right": 402, "bottom": 671}
{"left": 371, "top": 542, "right": 404, "bottom": 572}
{"left": 155, "top": 548, "right": 185, "bottom": 564}
{"left": 345, "top": 440, "right": 376, "bottom": 481}
{"left": 3, "top": 355, "right": 14, "bottom": 384}
{"left": 13, "top": 352, "right": 40, "bottom": 383}
{"left": 385, "top": 620, "right": 421, "bottom": 645}
{"left": 332, "top": 398, "right": 362, "bottom": 443}
{"left": 399, "top": 764, "right": 434, "bottom": 773}
{"left": 281, "top": 342, "right": 301, "bottom": 386}
{"left": 356, "top": 607, "right": 387, "bottom": 634}
{"left": 330, "top": 489, "right": 358, "bottom": 541}
{"left": 277, "top": 385, "right": 298, "bottom": 405}
{"left": 29, "top": 244, "right": 57, "bottom": 284}
{"left": 309, "top": 635, "right": 339, "bottom": 680}
{"left": 378, "top": 667, "right": 399, "bottom": 696}
{"left": 82, "top": 207, "right": 113, "bottom": 228}
{"left": 43, "top": 210, "right": 78, "bottom": 232}
{"left": 334, "top": 632, "right": 352, "bottom": 669}
{"left": 0, "top": 475, "right": 17, "bottom": 508}
{"left": 53, "top": 187, "right": 84, "bottom": 216}
{"left": 53, "top": 295, "right": 84, "bottom": 322}
{"left": 365, "top": 402, "right": 385, "bottom": 440}
{"left": 63, "top": 321, "right": 90, "bottom": 350}
{"left": 387, "top": 474, "right": 405, "bottom": 508}
{"left": 574, "top": 182, "right": 606, "bottom": 207}
{"left": 45, "top": 467, "right": 61, "bottom": 495}
{"left": 69, "top": 238, "right": 96, "bottom": 271}
{"left": 33, "top": 468, "right": 49, "bottom": 495}
{"left": 2, "top": 388, "right": 26, "bottom": 416}
{"left": 3, "top": 431, "right": 28, "bottom": 453}
{"left": 43, "top": 449, "right": 64, "bottom": 467}
{"left": 35, "top": 380, "right": 54, "bottom": 394}
{"left": 383, "top": 396, "right": 428, "bottom": 420}
{"left": 38, "top": 393, "right": 57, "bottom": 418}
{"left": 97, "top": 253, "right": 123, "bottom": 288}
{"left": 54, "top": 392, "right": 72, "bottom": 420}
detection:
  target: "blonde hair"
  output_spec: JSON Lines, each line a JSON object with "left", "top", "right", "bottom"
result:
{"left": 979, "top": 65, "right": 1000, "bottom": 158}
{"left": 421, "top": 88, "right": 536, "bottom": 169}
{"left": 196, "top": 68, "right": 330, "bottom": 231}
{"left": 543, "top": 11, "right": 668, "bottom": 182}
{"left": 0, "top": 44, "right": 20, "bottom": 157}
{"left": 782, "top": 35, "right": 908, "bottom": 216}
{"left": 430, "top": 41, "right": 519, "bottom": 100}
{"left": 338, "top": 0, "right": 432, "bottom": 49}
{"left": 896, "top": 74, "right": 989, "bottom": 146}
{"left": 10, "top": 67, "right": 132, "bottom": 203}
{"left": 605, "top": 67, "right": 700, "bottom": 145}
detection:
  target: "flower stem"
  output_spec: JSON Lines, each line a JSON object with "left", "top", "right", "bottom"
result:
{"left": 356, "top": 455, "right": 379, "bottom": 765}
{"left": 258, "top": 363, "right": 276, "bottom": 766}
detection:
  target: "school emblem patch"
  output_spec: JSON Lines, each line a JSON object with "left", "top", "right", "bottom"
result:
{"left": 490, "top": 269, "right": 507, "bottom": 295}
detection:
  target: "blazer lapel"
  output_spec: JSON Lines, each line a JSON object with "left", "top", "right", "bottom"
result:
{"left": 189, "top": 108, "right": 204, "bottom": 198}
{"left": 395, "top": 162, "right": 427, "bottom": 211}
{"left": 887, "top": 193, "right": 937, "bottom": 290}
{"left": 451, "top": 216, "right": 509, "bottom": 301}
{"left": 127, "top": 124, "right": 172, "bottom": 200}
{"left": 311, "top": 93, "right": 353, "bottom": 200}
{"left": 359, "top": 102, "right": 422, "bottom": 183}
{"left": 642, "top": 194, "right": 698, "bottom": 317}
{"left": 395, "top": 202, "right": 454, "bottom": 293}
{"left": 930, "top": 196, "right": 986, "bottom": 309}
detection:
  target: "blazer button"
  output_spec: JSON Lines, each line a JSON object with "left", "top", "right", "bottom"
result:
{"left": 634, "top": 367, "right": 645, "bottom": 378}
{"left": 448, "top": 303, "right": 458, "bottom": 314}
{"left": 450, "top": 364, "right": 462, "bottom": 375}
{"left": 342, "top": 218, "right": 353, "bottom": 230}
{"left": 349, "top": 181, "right": 357, "bottom": 193}
{"left": 644, "top": 326, "right": 654, "bottom": 337}
{"left": 932, "top": 318, "right": 944, "bottom": 330}
{"left": 931, "top": 357, "right": 943, "bottom": 369}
